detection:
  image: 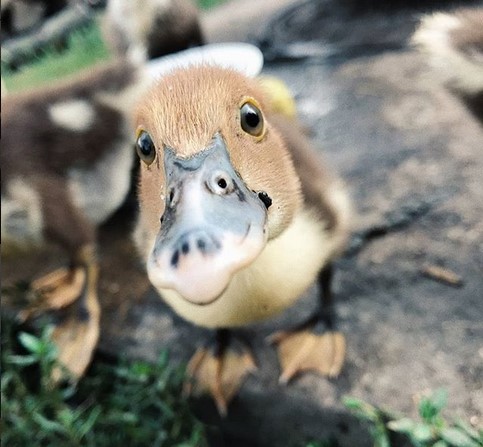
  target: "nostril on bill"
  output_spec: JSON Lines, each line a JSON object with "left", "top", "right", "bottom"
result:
{"left": 181, "top": 242, "right": 190, "bottom": 254}
{"left": 193, "top": 232, "right": 220, "bottom": 254}
{"left": 171, "top": 249, "right": 180, "bottom": 267}
{"left": 197, "top": 238, "right": 207, "bottom": 252}
{"left": 170, "top": 231, "right": 221, "bottom": 268}
{"left": 207, "top": 171, "right": 234, "bottom": 195}
{"left": 217, "top": 178, "right": 227, "bottom": 189}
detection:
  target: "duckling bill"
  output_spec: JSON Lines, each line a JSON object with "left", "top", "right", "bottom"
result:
{"left": 147, "top": 132, "right": 268, "bottom": 304}
{"left": 134, "top": 65, "right": 351, "bottom": 414}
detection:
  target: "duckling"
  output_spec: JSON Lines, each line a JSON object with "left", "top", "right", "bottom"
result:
{"left": 1, "top": 57, "right": 147, "bottom": 380}
{"left": 412, "top": 7, "right": 483, "bottom": 122}
{"left": 134, "top": 65, "right": 351, "bottom": 414}
{"left": 258, "top": 75, "right": 297, "bottom": 119}
{"left": 102, "top": 0, "right": 204, "bottom": 60}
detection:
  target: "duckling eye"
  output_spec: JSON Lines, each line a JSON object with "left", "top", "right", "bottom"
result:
{"left": 136, "top": 130, "right": 156, "bottom": 166}
{"left": 240, "top": 102, "right": 264, "bottom": 137}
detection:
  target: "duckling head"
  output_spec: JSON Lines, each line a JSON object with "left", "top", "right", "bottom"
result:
{"left": 135, "top": 65, "right": 301, "bottom": 305}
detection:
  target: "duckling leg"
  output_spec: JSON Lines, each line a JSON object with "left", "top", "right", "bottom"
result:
{"left": 50, "top": 244, "right": 100, "bottom": 381}
{"left": 184, "top": 329, "right": 257, "bottom": 416}
{"left": 18, "top": 177, "right": 101, "bottom": 380}
{"left": 269, "top": 264, "right": 346, "bottom": 384}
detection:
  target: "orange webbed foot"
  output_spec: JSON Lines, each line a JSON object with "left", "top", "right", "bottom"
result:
{"left": 184, "top": 331, "right": 256, "bottom": 416}
{"left": 269, "top": 326, "right": 345, "bottom": 385}
{"left": 50, "top": 287, "right": 100, "bottom": 381}
{"left": 18, "top": 267, "right": 86, "bottom": 322}
{"left": 19, "top": 245, "right": 101, "bottom": 381}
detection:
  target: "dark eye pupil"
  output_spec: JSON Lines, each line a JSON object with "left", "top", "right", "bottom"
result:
{"left": 136, "top": 130, "right": 156, "bottom": 165}
{"left": 139, "top": 133, "right": 153, "bottom": 156}
{"left": 241, "top": 102, "right": 264, "bottom": 136}
{"left": 245, "top": 109, "right": 260, "bottom": 128}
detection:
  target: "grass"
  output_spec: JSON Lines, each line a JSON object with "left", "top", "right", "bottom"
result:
{"left": 343, "top": 394, "right": 483, "bottom": 447}
{"left": 197, "top": 0, "right": 227, "bottom": 10}
{"left": 3, "top": 315, "right": 480, "bottom": 447}
{"left": 2, "top": 19, "right": 111, "bottom": 93}
{"left": 1, "top": 318, "right": 208, "bottom": 446}
{"left": 2, "top": 1, "right": 227, "bottom": 93}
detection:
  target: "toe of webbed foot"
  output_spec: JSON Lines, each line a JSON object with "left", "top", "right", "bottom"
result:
{"left": 269, "top": 325, "right": 346, "bottom": 385}
{"left": 50, "top": 292, "right": 100, "bottom": 381}
{"left": 18, "top": 267, "right": 86, "bottom": 322}
{"left": 16, "top": 244, "right": 100, "bottom": 381}
{"left": 184, "top": 332, "right": 257, "bottom": 416}
{"left": 19, "top": 264, "right": 100, "bottom": 382}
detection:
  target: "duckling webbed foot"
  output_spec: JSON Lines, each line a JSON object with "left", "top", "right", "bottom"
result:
{"left": 184, "top": 329, "right": 256, "bottom": 416}
{"left": 51, "top": 283, "right": 100, "bottom": 381}
{"left": 269, "top": 321, "right": 345, "bottom": 384}
{"left": 20, "top": 245, "right": 101, "bottom": 381}
{"left": 18, "top": 267, "right": 86, "bottom": 322}
{"left": 269, "top": 263, "right": 346, "bottom": 384}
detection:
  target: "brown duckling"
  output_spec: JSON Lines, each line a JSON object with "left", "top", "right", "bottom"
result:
{"left": 102, "top": 0, "right": 204, "bottom": 60}
{"left": 134, "top": 65, "right": 351, "bottom": 414}
{"left": 1, "top": 58, "right": 147, "bottom": 380}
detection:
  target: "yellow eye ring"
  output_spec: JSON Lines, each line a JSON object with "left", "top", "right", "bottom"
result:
{"left": 240, "top": 99, "right": 265, "bottom": 138}
{"left": 135, "top": 129, "right": 156, "bottom": 166}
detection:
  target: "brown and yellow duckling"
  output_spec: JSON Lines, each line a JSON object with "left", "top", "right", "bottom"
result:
{"left": 134, "top": 65, "right": 351, "bottom": 414}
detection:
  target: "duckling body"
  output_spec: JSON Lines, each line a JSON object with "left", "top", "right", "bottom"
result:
{"left": 103, "top": 0, "right": 204, "bottom": 60}
{"left": 134, "top": 66, "right": 350, "bottom": 413}
{"left": 412, "top": 7, "right": 483, "bottom": 122}
{"left": 1, "top": 59, "right": 146, "bottom": 379}
{"left": 2, "top": 62, "right": 135, "bottom": 250}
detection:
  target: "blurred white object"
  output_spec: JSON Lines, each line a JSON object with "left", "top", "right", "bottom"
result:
{"left": 412, "top": 8, "right": 483, "bottom": 96}
{"left": 146, "top": 43, "right": 264, "bottom": 79}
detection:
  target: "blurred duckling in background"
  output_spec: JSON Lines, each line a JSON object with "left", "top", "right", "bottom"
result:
{"left": 258, "top": 75, "right": 297, "bottom": 119}
{"left": 412, "top": 7, "right": 483, "bottom": 123}
{"left": 1, "top": 57, "right": 147, "bottom": 380}
{"left": 134, "top": 65, "right": 351, "bottom": 415}
{"left": 102, "top": 0, "right": 204, "bottom": 59}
